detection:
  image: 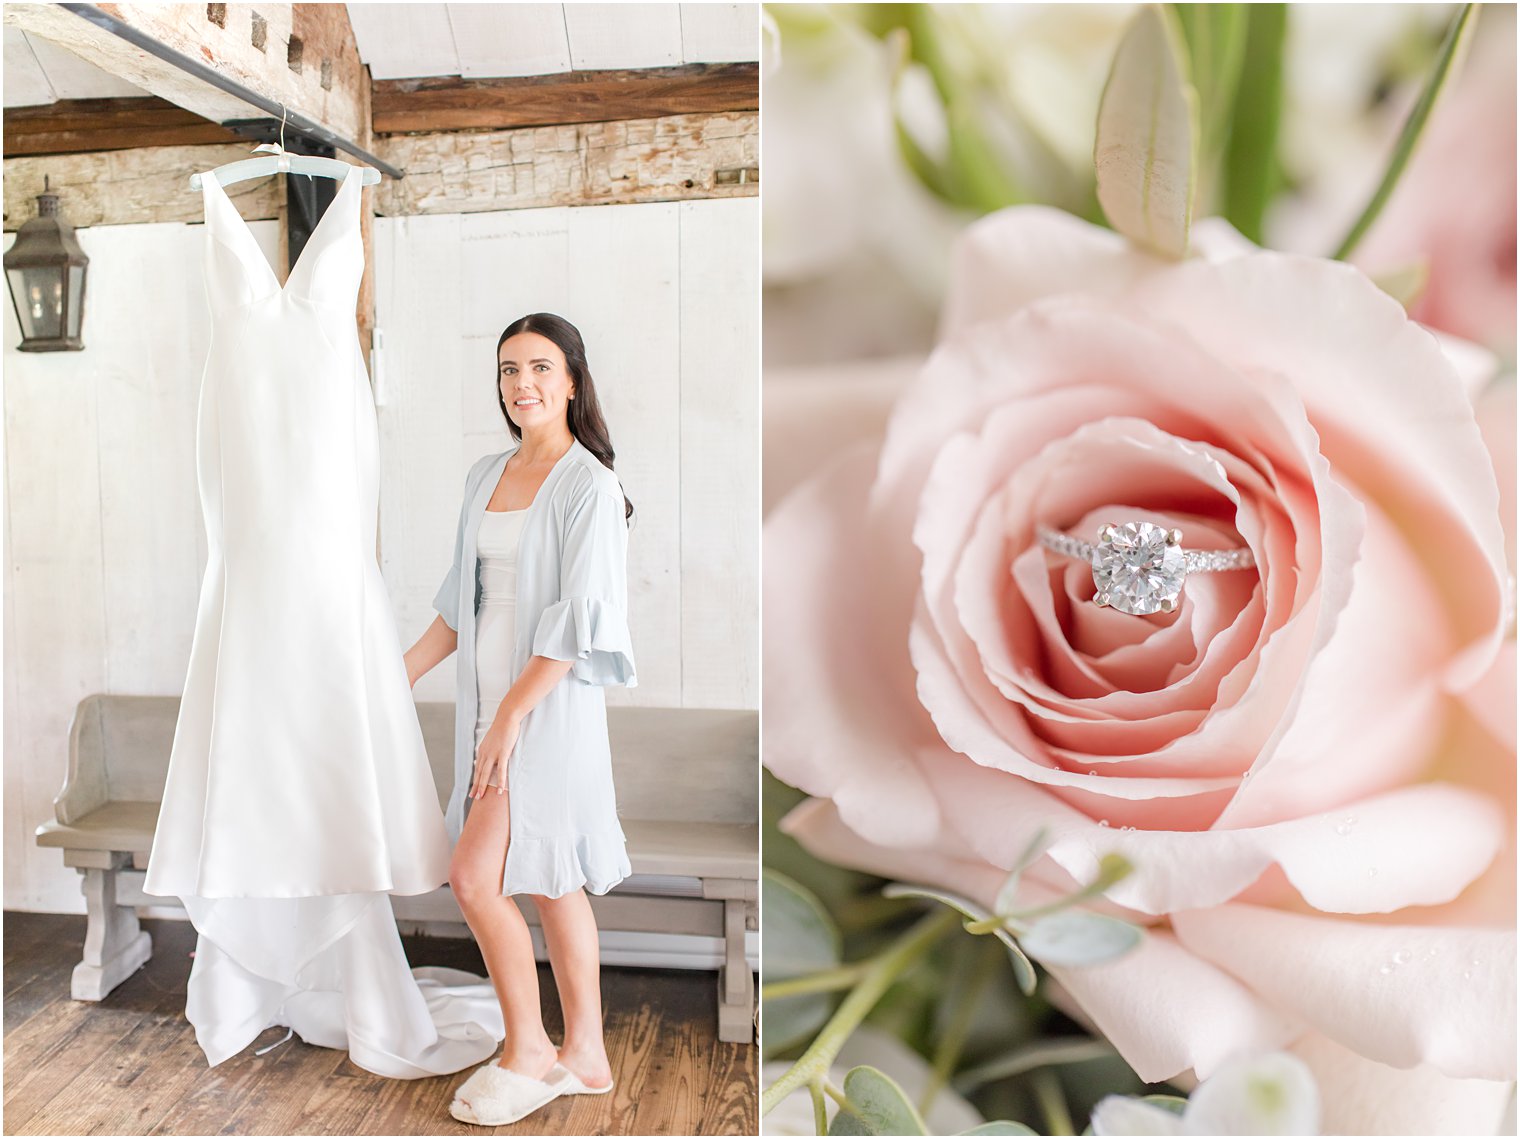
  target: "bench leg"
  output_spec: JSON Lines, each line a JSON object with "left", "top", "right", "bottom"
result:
{"left": 72, "top": 867, "right": 152, "bottom": 1001}
{"left": 716, "top": 897, "right": 754, "bottom": 1044}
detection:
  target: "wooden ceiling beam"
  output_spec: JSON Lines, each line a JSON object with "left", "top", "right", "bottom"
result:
{"left": 371, "top": 62, "right": 759, "bottom": 135}
{"left": 3, "top": 95, "right": 245, "bottom": 156}
{"left": 1, "top": 3, "right": 368, "bottom": 142}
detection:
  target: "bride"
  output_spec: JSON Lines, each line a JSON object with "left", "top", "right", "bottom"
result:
{"left": 405, "top": 312, "right": 639, "bottom": 1126}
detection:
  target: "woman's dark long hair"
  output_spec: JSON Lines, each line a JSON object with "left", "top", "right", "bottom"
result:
{"left": 496, "top": 312, "right": 632, "bottom": 522}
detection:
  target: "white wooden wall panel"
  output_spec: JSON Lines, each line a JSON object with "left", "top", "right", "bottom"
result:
{"left": 565, "top": 203, "right": 682, "bottom": 707}
{"left": 678, "top": 198, "right": 758, "bottom": 707}
{"left": 4, "top": 231, "right": 111, "bottom": 915}
{"left": 373, "top": 213, "right": 466, "bottom": 705}
{"left": 679, "top": 4, "right": 758, "bottom": 63}
{"left": 563, "top": 4, "right": 683, "bottom": 71}
{"left": 346, "top": 3, "right": 461, "bottom": 81}
{"left": 5, "top": 197, "right": 756, "bottom": 915}
{"left": 93, "top": 223, "right": 206, "bottom": 696}
{"left": 450, "top": 5, "right": 572, "bottom": 78}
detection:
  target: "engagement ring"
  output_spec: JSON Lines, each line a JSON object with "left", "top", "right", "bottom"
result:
{"left": 1037, "top": 521, "right": 1256, "bottom": 616}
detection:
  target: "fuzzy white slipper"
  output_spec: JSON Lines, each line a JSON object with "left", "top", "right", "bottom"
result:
{"left": 561, "top": 1069, "right": 614, "bottom": 1096}
{"left": 449, "top": 1062, "right": 574, "bottom": 1125}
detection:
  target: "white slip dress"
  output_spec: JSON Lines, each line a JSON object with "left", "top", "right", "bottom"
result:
{"left": 142, "top": 162, "right": 504, "bottom": 1076}
{"left": 474, "top": 508, "right": 528, "bottom": 766}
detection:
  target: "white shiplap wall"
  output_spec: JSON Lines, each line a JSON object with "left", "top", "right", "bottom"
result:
{"left": 2, "top": 195, "right": 758, "bottom": 914}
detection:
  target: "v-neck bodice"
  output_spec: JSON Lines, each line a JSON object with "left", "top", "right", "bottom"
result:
{"left": 200, "top": 163, "right": 365, "bottom": 312}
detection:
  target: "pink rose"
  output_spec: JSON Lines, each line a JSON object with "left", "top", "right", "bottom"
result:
{"left": 764, "top": 207, "right": 1515, "bottom": 1133}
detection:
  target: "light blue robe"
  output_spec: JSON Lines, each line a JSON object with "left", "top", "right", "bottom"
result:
{"left": 432, "top": 437, "right": 636, "bottom": 898}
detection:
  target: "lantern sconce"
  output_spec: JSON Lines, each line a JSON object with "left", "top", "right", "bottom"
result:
{"left": 4, "top": 175, "right": 89, "bottom": 352}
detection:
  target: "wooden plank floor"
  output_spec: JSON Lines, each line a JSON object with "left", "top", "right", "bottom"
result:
{"left": 3, "top": 912, "right": 756, "bottom": 1136}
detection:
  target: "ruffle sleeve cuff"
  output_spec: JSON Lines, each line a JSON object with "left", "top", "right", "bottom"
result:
{"left": 531, "top": 596, "right": 637, "bottom": 688}
{"left": 432, "top": 565, "right": 461, "bottom": 632}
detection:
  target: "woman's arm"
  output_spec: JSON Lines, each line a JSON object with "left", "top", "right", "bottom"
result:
{"left": 403, "top": 614, "right": 459, "bottom": 688}
{"left": 470, "top": 655, "right": 574, "bottom": 799}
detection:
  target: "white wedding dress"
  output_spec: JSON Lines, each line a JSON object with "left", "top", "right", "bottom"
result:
{"left": 143, "top": 163, "right": 503, "bottom": 1076}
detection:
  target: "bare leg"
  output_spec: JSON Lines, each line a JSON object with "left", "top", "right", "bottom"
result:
{"left": 533, "top": 888, "right": 613, "bottom": 1089}
{"left": 449, "top": 791, "right": 557, "bottom": 1082}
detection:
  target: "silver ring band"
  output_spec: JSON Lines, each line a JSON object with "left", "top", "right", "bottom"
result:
{"left": 1037, "top": 522, "right": 1255, "bottom": 616}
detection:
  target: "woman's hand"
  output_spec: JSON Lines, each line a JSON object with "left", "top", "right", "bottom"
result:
{"left": 471, "top": 710, "right": 521, "bottom": 799}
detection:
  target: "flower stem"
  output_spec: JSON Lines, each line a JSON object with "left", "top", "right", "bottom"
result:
{"left": 809, "top": 1078, "right": 827, "bottom": 1135}
{"left": 761, "top": 908, "right": 959, "bottom": 1117}
{"left": 762, "top": 962, "right": 872, "bottom": 1000}
{"left": 1031, "top": 1068, "right": 1075, "bottom": 1137}
{"left": 1331, "top": 3, "right": 1476, "bottom": 261}
{"left": 921, "top": 936, "right": 1002, "bottom": 1115}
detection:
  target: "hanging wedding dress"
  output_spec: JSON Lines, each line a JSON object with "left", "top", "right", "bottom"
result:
{"left": 143, "top": 162, "right": 503, "bottom": 1077}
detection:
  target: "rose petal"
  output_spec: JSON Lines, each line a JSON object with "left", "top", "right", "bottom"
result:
{"left": 762, "top": 355, "right": 922, "bottom": 517}
{"left": 763, "top": 443, "right": 945, "bottom": 847}
{"left": 1292, "top": 1031, "right": 1515, "bottom": 1137}
{"left": 932, "top": 758, "right": 1503, "bottom": 915}
{"left": 1174, "top": 904, "right": 1517, "bottom": 1080}
{"left": 1136, "top": 253, "right": 1509, "bottom": 690}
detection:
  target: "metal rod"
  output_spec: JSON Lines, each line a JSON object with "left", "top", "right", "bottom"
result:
{"left": 58, "top": 3, "right": 404, "bottom": 180}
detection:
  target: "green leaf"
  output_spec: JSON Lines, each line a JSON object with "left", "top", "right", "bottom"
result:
{"left": 1019, "top": 911, "right": 1143, "bottom": 967}
{"left": 1094, "top": 5, "right": 1199, "bottom": 258}
{"left": 954, "top": 1037, "right": 1119, "bottom": 1094}
{"left": 1171, "top": 4, "right": 1248, "bottom": 172}
{"left": 763, "top": 870, "right": 843, "bottom": 1053}
{"left": 882, "top": 883, "right": 1039, "bottom": 995}
{"left": 993, "top": 827, "right": 1053, "bottom": 917}
{"left": 1219, "top": 4, "right": 1286, "bottom": 243}
{"left": 828, "top": 1065, "right": 929, "bottom": 1135}
{"left": 1331, "top": 3, "right": 1478, "bottom": 260}
{"left": 1372, "top": 261, "right": 1429, "bottom": 308}
{"left": 959, "top": 1124, "right": 1038, "bottom": 1136}
{"left": 1007, "top": 852, "right": 1134, "bottom": 923}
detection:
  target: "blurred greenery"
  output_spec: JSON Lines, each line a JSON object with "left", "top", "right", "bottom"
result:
{"left": 762, "top": 771, "right": 1175, "bottom": 1133}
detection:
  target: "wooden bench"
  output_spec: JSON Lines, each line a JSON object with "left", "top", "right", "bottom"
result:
{"left": 35, "top": 694, "right": 757, "bottom": 1042}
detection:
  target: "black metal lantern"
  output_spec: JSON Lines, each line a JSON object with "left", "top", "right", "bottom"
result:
{"left": 4, "top": 177, "right": 89, "bottom": 352}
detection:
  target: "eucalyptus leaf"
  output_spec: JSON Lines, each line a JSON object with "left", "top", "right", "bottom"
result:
{"left": 993, "top": 827, "right": 1053, "bottom": 917}
{"left": 882, "top": 882, "right": 994, "bottom": 925}
{"left": 959, "top": 1124, "right": 1038, "bottom": 1136}
{"left": 1019, "top": 911, "right": 1142, "bottom": 967}
{"left": 882, "top": 883, "right": 1040, "bottom": 996}
{"left": 989, "top": 928, "right": 1039, "bottom": 997}
{"left": 1094, "top": 5, "right": 1199, "bottom": 258}
{"left": 828, "top": 1065, "right": 930, "bottom": 1136}
{"left": 763, "top": 870, "right": 843, "bottom": 1053}
{"left": 1007, "top": 852, "right": 1134, "bottom": 923}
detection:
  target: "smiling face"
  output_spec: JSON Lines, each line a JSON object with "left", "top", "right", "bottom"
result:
{"left": 499, "top": 330, "right": 576, "bottom": 431}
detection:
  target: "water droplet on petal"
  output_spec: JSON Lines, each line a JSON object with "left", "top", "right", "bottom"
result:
{"left": 1426, "top": 947, "right": 1440, "bottom": 958}
{"left": 1335, "top": 814, "right": 1357, "bottom": 836}
{"left": 1097, "top": 819, "right": 1110, "bottom": 828}
{"left": 1463, "top": 969, "right": 1473, "bottom": 980}
{"left": 1088, "top": 770, "right": 1097, "bottom": 776}
{"left": 1393, "top": 950, "right": 1412, "bottom": 965}
{"left": 1471, "top": 958, "right": 1482, "bottom": 968}
{"left": 1367, "top": 867, "right": 1379, "bottom": 878}
{"left": 1378, "top": 965, "right": 1393, "bottom": 975}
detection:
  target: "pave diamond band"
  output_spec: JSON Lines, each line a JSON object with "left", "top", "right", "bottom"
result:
{"left": 1037, "top": 521, "right": 1256, "bottom": 616}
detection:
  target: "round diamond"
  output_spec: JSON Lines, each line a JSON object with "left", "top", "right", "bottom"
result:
{"left": 1091, "top": 522, "right": 1185, "bottom": 615}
